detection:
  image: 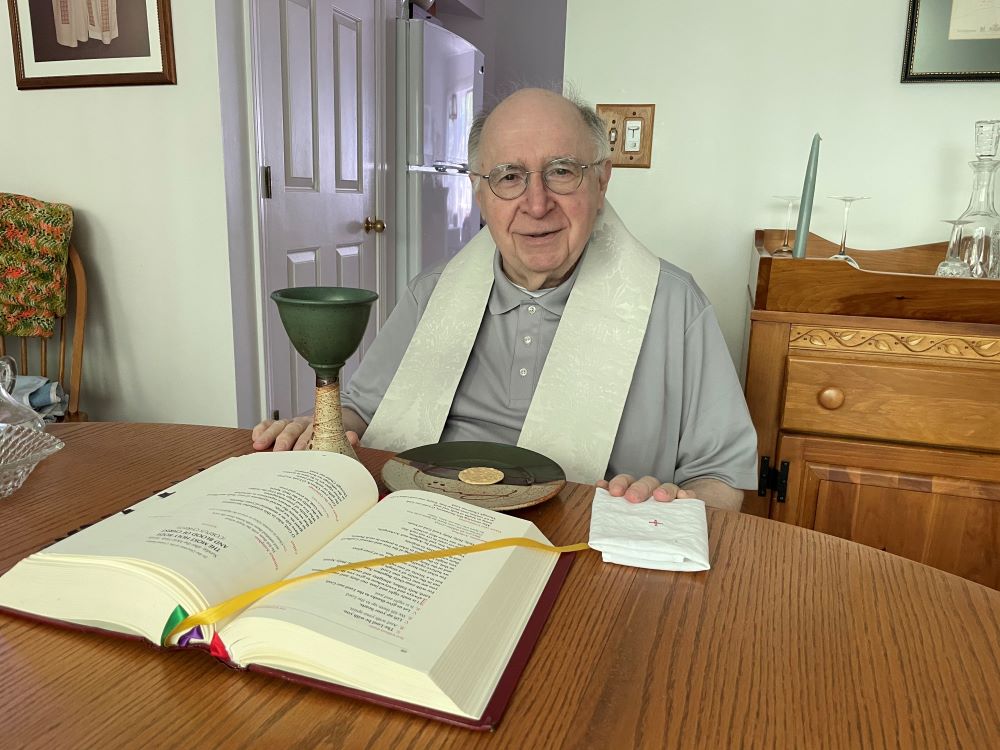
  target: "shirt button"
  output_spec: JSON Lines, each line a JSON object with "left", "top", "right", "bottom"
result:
{"left": 523, "top": 336, "right": 532, "bottom": 345}
{"left": 527, "top": 305, "right": 537, "bottom": 314}
{"left": 519, "top": 368, "right": 528, "bottom": 377}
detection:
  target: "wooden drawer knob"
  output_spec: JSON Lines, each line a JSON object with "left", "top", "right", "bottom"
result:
{"left": 818, "top": 387, "right": 845, "bottom": 410}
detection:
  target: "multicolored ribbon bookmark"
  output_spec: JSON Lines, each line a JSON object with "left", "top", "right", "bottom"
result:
{"left": 160, "top": 605, "right": 206, "bottom": 646}
{"left": 161, "top": 537, "right": 590, "bottom": 646}
{"left": 160, "top": 605, "right": 189, "bottom": 646}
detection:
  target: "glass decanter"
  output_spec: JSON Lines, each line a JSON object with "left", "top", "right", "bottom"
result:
{"left": 957, "top": 123, "right": 1000, "bottom": 279}
{"left": 935, "top": 219, "right": 973, "bottom": 277}
{"left": 0, "top": 356, "right": 46, "bottom": 434}
{"left": 975, "top": 120, "right": 1000, "bottom": 160}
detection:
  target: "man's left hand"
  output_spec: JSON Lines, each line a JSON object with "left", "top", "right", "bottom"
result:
{"left": 597, "top": 474, "right": 694, "bottom": 504}
{"left": 597, "top": 475, "right": 744, "bottom": 512}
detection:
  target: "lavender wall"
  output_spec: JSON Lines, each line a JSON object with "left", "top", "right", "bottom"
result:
{"left": 436, "top": 0, "right": 568, "bottom": 107}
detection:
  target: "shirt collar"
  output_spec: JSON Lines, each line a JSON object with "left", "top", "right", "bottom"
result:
{"left": 487, "top": 246, "right": 586, "bottom": 316}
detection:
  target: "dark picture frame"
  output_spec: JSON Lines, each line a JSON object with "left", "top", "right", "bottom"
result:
{"left": 902, "top": 0, "right": 1000, "bottom": 82}
{"left": 7, "top": 0, "right": 176, "bottom": 89}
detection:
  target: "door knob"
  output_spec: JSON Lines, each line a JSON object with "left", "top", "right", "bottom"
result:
{"left": 363, "top": 216, "right": 386, "bottom": 234}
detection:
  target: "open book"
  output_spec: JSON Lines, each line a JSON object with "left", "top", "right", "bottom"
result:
{"left": 0, "top": 451, "right": 575, "bottom": 729}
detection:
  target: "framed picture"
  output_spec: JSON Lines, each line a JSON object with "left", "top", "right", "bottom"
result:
{"left": 6, "top": 0, "right": 176, "bottom": 89}
{"left": 902, "top": 0, "right": 1000, "bottom": 81}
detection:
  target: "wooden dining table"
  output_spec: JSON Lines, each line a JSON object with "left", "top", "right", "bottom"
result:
{"left": 1, "top": 422, "right": 998, "bottom": 749}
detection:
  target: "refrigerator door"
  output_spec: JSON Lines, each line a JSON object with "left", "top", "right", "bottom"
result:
{"left": 397, "top": 19, "right": 486, "bottom": 296}
{"left": 405, "top": 20, "right": 484, "bottom": 167}
{"left": 407, "top": 168, "right": 480, "bottom": 274}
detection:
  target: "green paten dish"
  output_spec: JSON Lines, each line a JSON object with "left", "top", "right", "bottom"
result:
{"left": 381, "top": 441, "right": 566, "bottom": 512}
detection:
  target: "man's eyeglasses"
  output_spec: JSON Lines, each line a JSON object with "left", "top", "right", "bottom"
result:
{"left": 469, "top": 158, "right": 604, "bottom": 200}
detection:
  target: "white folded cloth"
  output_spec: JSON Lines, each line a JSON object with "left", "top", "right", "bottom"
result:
{"left": 588, "top": 488, "right": 711, "bottom": 571}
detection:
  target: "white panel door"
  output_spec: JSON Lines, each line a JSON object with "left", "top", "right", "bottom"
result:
{"left": 255, "top": 0, "right": 378, "bottom": 420}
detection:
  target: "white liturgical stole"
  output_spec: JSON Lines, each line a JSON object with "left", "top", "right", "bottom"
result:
{"left": 53, "top": 0, "right": 119, "bottom": 47}
{"left": 362, "top": 203, "right": 660, "bottom": 484}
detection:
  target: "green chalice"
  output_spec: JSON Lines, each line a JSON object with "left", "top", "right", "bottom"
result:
{"left": 270, "top": 287, "right": 378, "bottom": 459}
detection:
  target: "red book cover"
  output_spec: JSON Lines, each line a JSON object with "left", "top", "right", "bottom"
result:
{"left": 0, "top": 550, "right": 576, "bottom": 730}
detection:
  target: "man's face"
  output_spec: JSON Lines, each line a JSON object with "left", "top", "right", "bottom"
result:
{"left": 472, "top": 90, "right": 612, "bottom": 290}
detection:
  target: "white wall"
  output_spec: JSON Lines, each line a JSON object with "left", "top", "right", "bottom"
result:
{"left": 1, "top": 3, "right": 239, "bottom": 425}
{"left": 565, "top": 1, "right": 1000, "bottom": 360}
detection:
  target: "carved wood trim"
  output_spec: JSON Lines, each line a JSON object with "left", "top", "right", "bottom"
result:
{"left": 789, "top": 326, "right": 1000, "bottom": 361}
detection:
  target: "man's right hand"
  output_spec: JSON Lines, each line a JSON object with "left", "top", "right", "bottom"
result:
{"left": 251, "top": 416, "right": 361, "bottom": 452}
{"left": 251, "top": 416, "right": 313, "bottom": 451}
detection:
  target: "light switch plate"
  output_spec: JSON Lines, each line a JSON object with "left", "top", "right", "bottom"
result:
{"left": 595, "top": 104, "right": 655, "bottom": 168}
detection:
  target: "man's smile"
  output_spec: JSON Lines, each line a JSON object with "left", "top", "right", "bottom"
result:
{"left": 516, "top": 228, "right": 563, "bottom": 239}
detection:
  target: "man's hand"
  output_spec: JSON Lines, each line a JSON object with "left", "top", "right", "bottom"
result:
{"left": 597, "top": 474, "right": 695, "bottom": 504}
{"left": 252, "top": 416, "right": 313, "bottom": 451}
{"left": 251, "top": 409, "right": 367, "bottom": 452}
{"left": 597, "top": 474, "right": 743, "bottom": 512}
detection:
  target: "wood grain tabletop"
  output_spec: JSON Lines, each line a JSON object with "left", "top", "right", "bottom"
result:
{"left": 0, "top": 422, "right": 997, "bottom": 749}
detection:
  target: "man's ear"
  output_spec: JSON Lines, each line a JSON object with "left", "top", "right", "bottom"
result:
{"left": 470, "top": 173, "right": 484, "bottom": 212}
{"left": 598, "top": 158, "right": 612, "bottom": 194}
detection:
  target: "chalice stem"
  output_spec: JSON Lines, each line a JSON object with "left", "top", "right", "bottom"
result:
{"left": 312, "top": 373, "right": 357, "bottom": 460}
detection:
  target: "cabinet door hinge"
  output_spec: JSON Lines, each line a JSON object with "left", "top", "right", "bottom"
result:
{"left": 261, "top": 165, "right": 272, "bottom": 199}
{"left": 757, "top": 456, "right": 790, "bottom": 502}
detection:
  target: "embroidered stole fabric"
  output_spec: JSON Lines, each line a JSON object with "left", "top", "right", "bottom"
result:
{"left": 362, "top": 203, "right": 660, "bottom": 484}
{"left": 52, "top": 0, "right": 119, "bottom": 47}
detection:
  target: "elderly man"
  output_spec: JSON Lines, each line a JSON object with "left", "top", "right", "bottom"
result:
{"left": 253, "top": 88, "right": 757, "bottom": 510}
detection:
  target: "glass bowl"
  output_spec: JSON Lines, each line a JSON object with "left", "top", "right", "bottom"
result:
{"left": 0, "top": 425, "right": 64, "bottom": 499}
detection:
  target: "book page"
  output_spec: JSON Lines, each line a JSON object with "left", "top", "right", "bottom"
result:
{"left": 225, "top": 490, "right": 554, "bottom": 673}
{"left": 36, "top": 452, "right": 378, "bottom": 606}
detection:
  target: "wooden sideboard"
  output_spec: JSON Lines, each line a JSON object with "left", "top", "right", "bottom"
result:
{"left": 742, "top": 230, "right": 1000, "bottom": 589}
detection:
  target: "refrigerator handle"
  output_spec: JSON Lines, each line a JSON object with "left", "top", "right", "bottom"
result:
{"left": 432, "top": 161, "right": 470, "bottom": 174}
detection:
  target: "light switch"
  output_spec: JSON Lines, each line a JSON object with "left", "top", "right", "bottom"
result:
{"left": 595, "top": 104, "right": 655, "bottom": 168}
{"left": 624, "top": 119, "right": 642, "bottom": 152}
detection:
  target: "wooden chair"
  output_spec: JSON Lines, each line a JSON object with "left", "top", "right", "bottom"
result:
{"left": 0, "top": 244, "right": 88, "bottom": 421}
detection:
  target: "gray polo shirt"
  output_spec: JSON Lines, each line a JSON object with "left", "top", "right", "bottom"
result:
{"left": 342, "top": 249, "right": 758, "bottom": 488}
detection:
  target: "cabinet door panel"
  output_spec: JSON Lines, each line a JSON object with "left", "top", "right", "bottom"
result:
{"left": 923, "top": 495, "right": 1000, "bottom": 586}
{"left": 807, "top": 469, "right": 934, "bottom": 561}
{"left": 775, "top": 434, "right": 1000, "bottom": 589}
{"left": 812, "top": 476, "right": 857, "bottom": 539}
{"left": 835, "top": 485, "right": 933, "bottom": 561}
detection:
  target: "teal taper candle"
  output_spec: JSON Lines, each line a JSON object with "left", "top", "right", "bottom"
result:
{"left": 791, "top": 133, "right": 821, "bottom": 258}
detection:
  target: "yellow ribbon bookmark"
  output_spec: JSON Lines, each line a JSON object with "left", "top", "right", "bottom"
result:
{"left": 163, "top": 538, "right": 591, "bottom": 645}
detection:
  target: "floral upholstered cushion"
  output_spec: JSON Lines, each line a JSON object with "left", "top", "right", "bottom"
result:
{"left": 0, "top": 193, "right": 73, "bottom": 337}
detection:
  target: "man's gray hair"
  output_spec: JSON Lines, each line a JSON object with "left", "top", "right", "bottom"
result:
{"left": 467, "top": 87, "right": 611, "bottom": 173}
